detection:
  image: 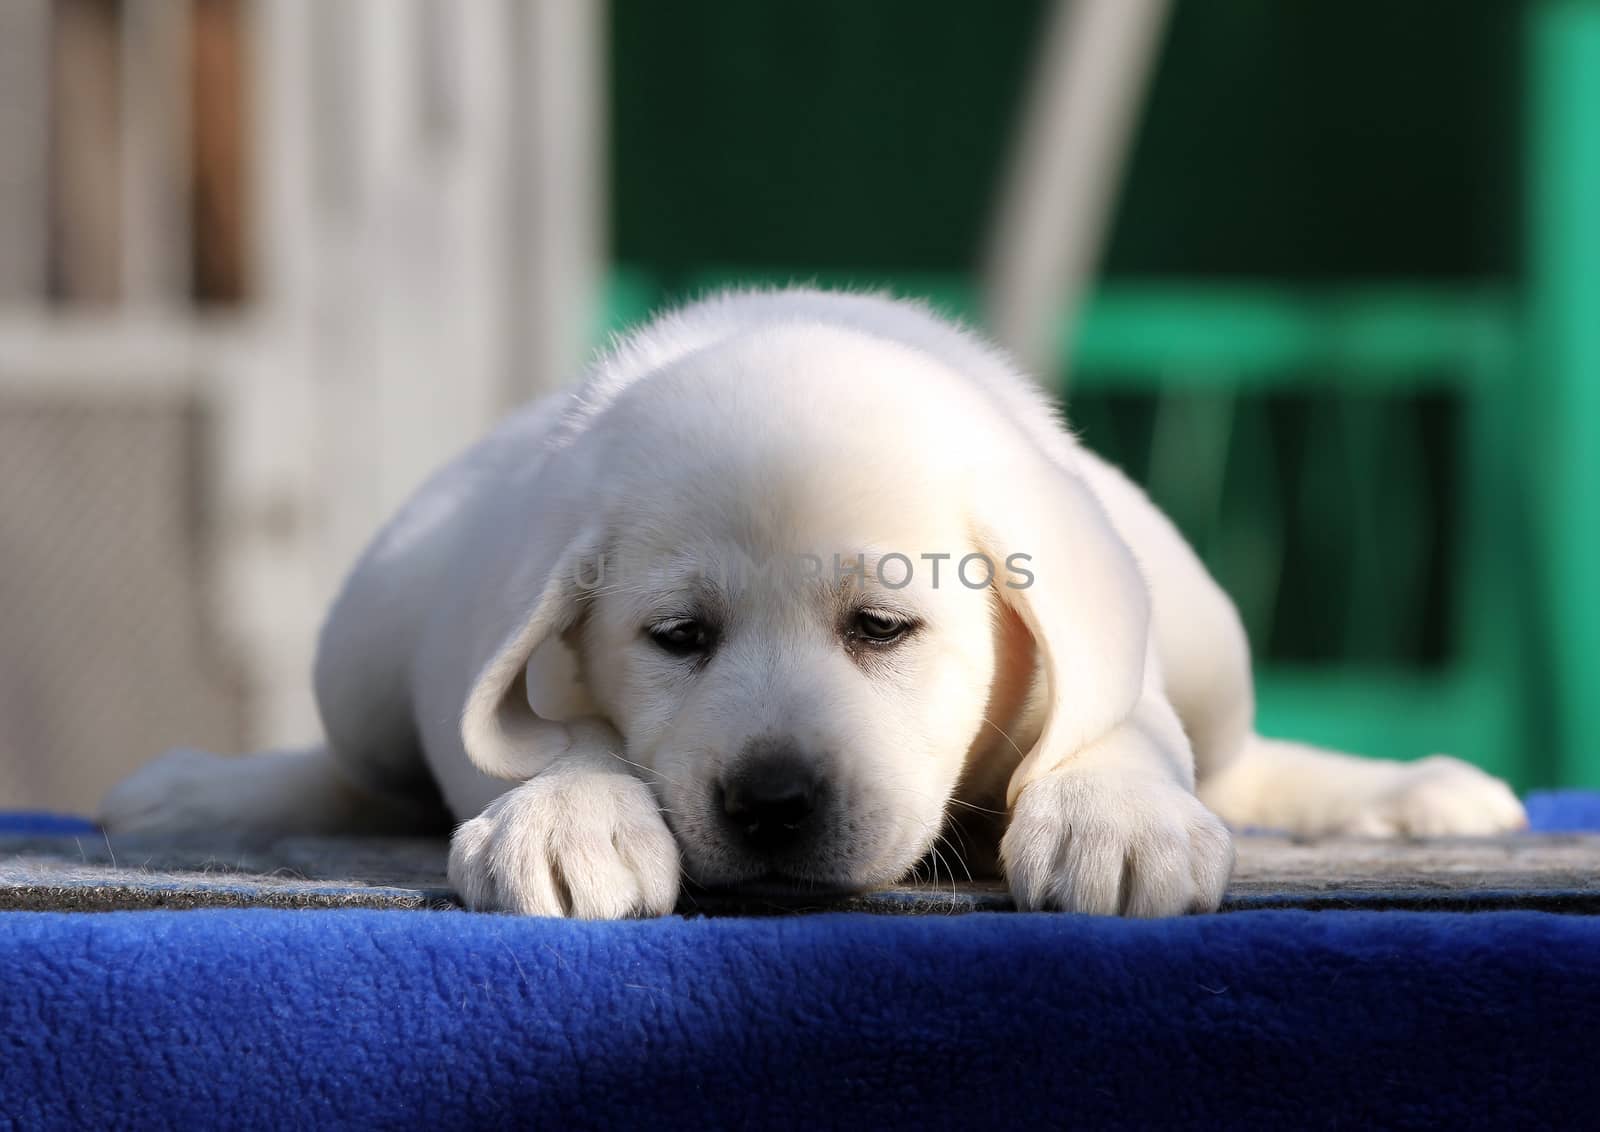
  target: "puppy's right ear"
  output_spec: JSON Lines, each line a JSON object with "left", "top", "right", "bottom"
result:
{"left": 971, "top": 448, "right": 1152, "bottom": 807}
{"left": 459, "top": 528, "right": 611, "bottom": 781}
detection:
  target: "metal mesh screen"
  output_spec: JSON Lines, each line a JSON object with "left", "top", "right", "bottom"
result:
{"left": 0, "top": 392, "right": 248, "bottom": 812}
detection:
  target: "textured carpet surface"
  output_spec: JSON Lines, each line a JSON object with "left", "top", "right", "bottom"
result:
{"left": 3, "top": 793, "right": 1599, "bottom": 1129}
{"left": 5, "top": 906, "right": 1600, "bottom": 1129}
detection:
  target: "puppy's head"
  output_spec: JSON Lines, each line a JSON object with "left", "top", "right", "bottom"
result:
{"left": 462, "top": 325, "right": 1148, "bottom": 892}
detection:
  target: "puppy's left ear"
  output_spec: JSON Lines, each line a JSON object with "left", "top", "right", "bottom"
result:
{"left": 974, "top": 452, "right": 1151, "bottom": 806}
{"left": 457, "top": 525, "right": 611, "bottom": 781}
{"left": 525, "top": 628, "right": 602, "bottom": 723}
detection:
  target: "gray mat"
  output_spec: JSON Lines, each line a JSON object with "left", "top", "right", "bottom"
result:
{"left": 6, "top": 830, "right": 1600, "bottom": 915}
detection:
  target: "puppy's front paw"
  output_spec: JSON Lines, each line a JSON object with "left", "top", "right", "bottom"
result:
{"left": 1339, "top": 755, "right": 1527, "bottom": 837}
{"left": 1001, "top": 770, "right": 1234, "bottom": 916}
{"left": 448, "top": 764, "right": 680, "bottom": 918}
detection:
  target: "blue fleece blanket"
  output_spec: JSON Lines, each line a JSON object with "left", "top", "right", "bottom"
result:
{"left": 4, "top": 794, "right": 1599, "bottom": 1130}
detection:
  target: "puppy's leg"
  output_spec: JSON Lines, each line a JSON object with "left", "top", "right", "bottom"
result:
{"left": 448, "top": 729, "right": 680, "bottom": 918}
{"left": 1199, "top": 736, "right": 1527, "bottom": 837}
{"left": 1075, "top": 452, "right": 1526, "bottom": 840}
{"left": 97, "top": 746, "right": 449, "bottom": 836}
{"left": 1001, "top": 699, "right": 1234, "bottom": 916}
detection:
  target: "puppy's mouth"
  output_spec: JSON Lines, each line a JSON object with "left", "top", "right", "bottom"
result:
{"left": 659, "top": 788, "right": 939, "bottom": 895}
{"left": 687, "top": 826, "right": 986, "bottom": 897}
{"left": 715, "top": 873, "right": 865, "bottom": 897}
{"left": 679, "top": 868, "right": 904, "bottom": 913}
{"left": 682, "top": 857, "right": 869, "bottom": 894}
{"left": 680, "top": 849, "right": 925, "bottom": 897}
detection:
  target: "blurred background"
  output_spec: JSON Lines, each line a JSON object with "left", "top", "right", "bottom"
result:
{"left": 1, "top": 0, "right": 1596, "bottom": 813}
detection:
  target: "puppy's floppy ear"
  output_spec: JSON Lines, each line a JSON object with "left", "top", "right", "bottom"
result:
{"left": 526, "top": 628, "right": 602, "bottom": 722}
{"left": 458, "top": 525, "right": 610, "bottom": 781}
{"left": 975, "top": 453, "right": 1151, "bottom": 806}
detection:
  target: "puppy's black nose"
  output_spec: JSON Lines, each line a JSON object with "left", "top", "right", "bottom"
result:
{"left": 719, "top": 756, "right": 819, "bottom": 852}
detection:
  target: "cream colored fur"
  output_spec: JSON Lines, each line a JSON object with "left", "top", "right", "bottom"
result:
{"left": 100, "top": 289, "right": 1526, "bottom": 917}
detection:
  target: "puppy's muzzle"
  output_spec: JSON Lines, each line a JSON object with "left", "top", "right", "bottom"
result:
{"left": 716, "top": 752, "right": 822, "bottom": 855}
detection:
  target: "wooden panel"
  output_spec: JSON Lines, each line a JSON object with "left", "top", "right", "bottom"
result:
{"left": 0, "top": 1, "right": 51, "bottom": 303}
{"left": 49, "top": 0, "right": 123, "bottom": 304}
{"left": 191, "top": 0, "right": 250, "bottom": 303}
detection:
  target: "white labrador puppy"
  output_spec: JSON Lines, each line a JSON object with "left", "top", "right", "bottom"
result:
{"left": 101, "top": 288, "right": 1526, "bottom": 917}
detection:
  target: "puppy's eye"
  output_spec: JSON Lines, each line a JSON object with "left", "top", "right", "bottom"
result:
{"left": 647, "top": 618, "right": 714, "bottom": 657}
{"left": 851, "top": 610, "right": 913, "bottom": 646}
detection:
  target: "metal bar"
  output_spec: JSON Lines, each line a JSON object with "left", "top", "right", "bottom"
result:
{"left": 1527, "top": 0, "right": 1600, "bottom": 787}
{"left": 674, "top": 269, "right": 1517, "bottom": 390}
{"left": 1253, "top": 666, "right": 1518, "bottom": 782}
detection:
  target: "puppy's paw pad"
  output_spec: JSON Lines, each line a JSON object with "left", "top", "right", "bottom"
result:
{"left": 1002, "top": 771, "right": 1233, "bottom": 917}
{"left": 449, "top": 767, "right": 680, "bottom": 919}
{"left": 1341, "top": 756, "right": 1527, "bottom": 838}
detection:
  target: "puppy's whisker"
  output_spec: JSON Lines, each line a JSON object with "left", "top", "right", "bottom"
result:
{"left": 605, "top": 751, "right": 688, "bottom": 791}
{"left": 945, "top": 797, "right": 1006, "bottom": 817}
{"left": 882, "top": 783, "right": 1002, "bottom": 829}
{"left": 978, "top": 716, "right": 1027, "bottom": 763}
{"left": 938, "top": 832, "right": 974, "bottom": 885}
{"left": 940, "top": 816, "right": 972, "bottom": 857}
{"left": 926, "top": 835, "right": 959, "bottom": 900}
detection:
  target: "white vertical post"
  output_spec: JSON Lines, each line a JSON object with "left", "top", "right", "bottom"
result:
{"left": 506, "top": 0, "right": 607, "bottom": 405}
{"left": 220, "top": 0, "right": 610, "bottom": 751}
{"left": 310, "top": 0, "right": 515, "bottom": 574}
{"left": 982, "top": 0, "right": 1169, "bottom": 383}
{"left": 213, "top": 0, "right": 325, "bottom": 748}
